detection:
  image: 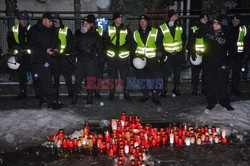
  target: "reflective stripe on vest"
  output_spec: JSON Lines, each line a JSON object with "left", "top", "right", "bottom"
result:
{"left": 58, "top": 26, "right": 68, "bottom": 53}
{"left": 237, "top": 25, "right": 247, "bottom": 53}
{"left": 160, "top": 23, "right": 183, "bottom": 53}
{"left": 191, "top": 25, "right": 205, "bottom": 53}
{"left": 97, "top": 26, "right": 103, "bottom": 36}
{"left": 107, "top": 25, "right": 129, "bottom": 58}
{"left": 134, "top": 27, "right": 158, "bottom": 58}
{"left": 12, "top": 24, "right": 31, "bottom": 44}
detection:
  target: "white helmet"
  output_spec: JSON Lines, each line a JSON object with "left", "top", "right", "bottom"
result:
{"left": 133, "top": 57, "right": 146, "bottom": 69}
{"left": 190, "top": 54, "right": 202, "bottom": 65}
{"left": 7, "top": 56, "right": 20, "bottom": 70}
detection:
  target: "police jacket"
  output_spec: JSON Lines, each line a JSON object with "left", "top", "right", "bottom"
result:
{"left": 156, "top": 20, "right": 185, "bottom": 56}
{"left": 72, "top": 27, "right": 104, "bottom": 62}
{"left": 28, "top": 20, "right": 60, "bottom": 65}
{"left": 227, "top": 24, "right": 247, "bottom": 58}
{"left": 103, "top": 23, "right": 132, "bottom": 58}
{"left": 187, "top": 22, "right": 210, "bottom": 56}
{"left": 7, "top": 23, "right": 30, "bottom": 51}
{"left": 196, "top": 25, "right": 230, "bottom": 67}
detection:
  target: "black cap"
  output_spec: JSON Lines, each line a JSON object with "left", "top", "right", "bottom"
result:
{"left": 52, "top": 13, "right": 60, "bottom": 20}
{"left": 213, "top": 14, "right": 228, "bottom": 26}
{"left": 112, "top": 12, "right": 122, "bottom": 20}
{"left": 199, "top": 13, "right": 209, "bottom": 20}
{"left": 139, "top": 15, "right": 149, "bottom": 22}
{"left": 168, "top": 10, "right": 179, "bottom": 19}
{"left": 18, "top": 11, "right": 29, "bottom": 20}
{"left": 42, "top": 12, "right": 53, "bottom": 21}
{"left": 83, "top": 14, "right": 96, "bottom": 24}
{"left": 232, "top": 14, "right": 242, "bottom": 21}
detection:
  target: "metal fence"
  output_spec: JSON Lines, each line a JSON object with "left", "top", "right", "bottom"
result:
{"left": 0, "top": 13, "right": 250, "bottom": 83}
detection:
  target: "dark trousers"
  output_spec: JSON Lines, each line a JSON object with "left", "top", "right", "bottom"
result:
{"left": 136, "top": 58, "right": 162, "bottom": 94}
{"left": 107, "top": 57, "right": 130, "bottom": 91}
{"left": 53, "top": 56, "right": 73, "bottom": 94}
{"left": 73, "top": 58, "right": 96, "bottom": 94}
{"left": 230, "top": 55, "right": 243, "bottom": 91}
{"left": 191, "top": 64, "right": 205, "bottom": 92}
{"left": 32, "top": 62, "right": 58, "bottom": 103}
{"left": 203, "top": 64, "right": 230, "bottom": 106}
{"left": 162, "top": 52, "right": 183, "bottom": 87}
{"left": 16, "top": 55, "right": 32, "bottom": 92}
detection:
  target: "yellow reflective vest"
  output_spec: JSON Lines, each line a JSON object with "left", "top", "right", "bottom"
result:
{"left": 12, "top": 24, "right": 31, "bottom": 54}
{"left": 191, "top": 25, "right": 205, "bottom": 53}
{"left": 159, "top": 23, "right": 183, "bottom": 53}
{"left": 106, "top": 25, "right": 130, "bottom": 58}
{"left": 58, "top": 26, "right": 68, "bottom": 54}
{"left": 133, "top": 27, "right": 158, "bottom": 58}
{"left": 237, "top": 25, "right": 247, "bottom": 53}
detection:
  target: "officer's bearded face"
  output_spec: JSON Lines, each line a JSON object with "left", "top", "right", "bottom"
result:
{"left": 42, "top": 18, "right": 53, "bottom": 28}
{"left": 140, "top": 19, "right": 148, "bottom": 30}
{"left": 170, "top": 14, "right": 179, "bottom": 22}
{"left": 19, "top": 19, "right": 28, "bottom": 27}
{"left": 232, "top": 19, "right": 241, "bottom": 27}
{"left": 213, "top": 22, "right": 221, "bottom": 31}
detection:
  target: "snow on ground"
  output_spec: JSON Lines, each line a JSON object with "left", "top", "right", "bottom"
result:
{"left": 0, "top": 97, "right": 249, "bottom": 153}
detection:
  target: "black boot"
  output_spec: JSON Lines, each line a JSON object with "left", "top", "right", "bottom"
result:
{"left": 108, "top": 90, "right": 115, "bottom": 101}
{"left": 16, "top": 90, "right": 27, "bottom": 100}
{"left": 124, "top": 90, "right": 132, "bottom": 101}
{"left": 71, "top": 93, "right": 78, "bottom": 105}
{"left": 140, "top": 92, "right": 149, "bottom": 103}
{"left": 152, "top": 91, "right": 161, "bottom": 105}
{"left": 95, "top": 89, "right": 102, "bottom": 99}
{"left": 87, "top": 93, "right": 93, "bottom": 105}
{"left": 172, "top": 85, "right": 181, "bottom": 97}
{"left": 231, "top": 88, "right": 242, "bottom": 96}
{"left": 52, "top": 100, "right": 64, "bottom": 110}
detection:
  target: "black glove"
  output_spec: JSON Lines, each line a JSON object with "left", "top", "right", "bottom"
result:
{"left": 191, "top": 54, "right": 196, "bottom": 61}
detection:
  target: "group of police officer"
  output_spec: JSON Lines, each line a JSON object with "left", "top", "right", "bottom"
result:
{"left": 7, "top": 10, "right": 249, "bottom": 111}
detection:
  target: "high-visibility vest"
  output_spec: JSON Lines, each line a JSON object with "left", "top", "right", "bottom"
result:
{"left": 191, "top": 25, "right": 205, "bottom": 53}
{"left": 97, "top": 26, "right": 103, "bottom": 36}
{"left": 159, "top": 23, "right": 183, "bottom": 53}
{"left": 237, "top": 25, "right": 247, "bottom": 53}
{"left": 133, "top": 27, "right": 158, "bottom": 58}
{"left": 12, "top": 24, "right": 31, "bottom": 54}
{"left": 58, "top": 26, "right": 68, "bottom": 54}
{"left": 106, "top": 25, "right": 129, "bottom": 58}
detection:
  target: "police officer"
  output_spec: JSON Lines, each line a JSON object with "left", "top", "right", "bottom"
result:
{"left": 187, "top": 13, "right": 209, "bottom": 96}
{"left": 87, "top": 14, "right": 105, "bottom": 99}
{"left": 196, "top": 14, "right": 234, "bottom": 111}
{"left": 103, "top": 12, "right": 132, "bottom": 101}
{"left": 157, "top": 10, "right": 185, "bottom": 97}
{"left": 7, "top": 11, "right": 32, "bottom": 99}
{"left": 132, "top": 15, "right": 161, "bottom": 105}
{"left": 228, "top": 14, "right": 247, "bottom": 95}
{"left": 71, "top": 15, "right": 104, "bottom": 105}
{"left": 52, "top": 13, "right": 74, "bottom": 97}
{"left": 28, "top": 12, "right": 63, "bottom": 109}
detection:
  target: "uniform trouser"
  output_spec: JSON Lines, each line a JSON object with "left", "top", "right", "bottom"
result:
{"left": 191, "top": 64, "right": 205, "bottom": 92}
{"left": 16, "top": 55, "right": 32, "bottom": 92}
{"left": 230, "top": 55, "right": 243, "bottom": 91}
{"left": 203, "top": 64, "right": 230, "bottom": 106}
{"left": 136, "top": 58, "right": 162, "bottom": 94}
{"left": 162, "top": 52, "right": 183, "bottom": 88}
{"left": 32, "top": 62, "right": 58, "bottom": 103}
{"left": 53, "top": 56, "right": 73, "bottom": 94}
{"left": 107, "top": 57, "right": 130, "bottom": 91}
{"left": 73, "top": 58, "right": 96, "bottom": 94}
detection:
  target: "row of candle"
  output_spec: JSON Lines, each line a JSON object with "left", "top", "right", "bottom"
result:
{"left": 46, "top": 112, "right": 229, "bottom": 166}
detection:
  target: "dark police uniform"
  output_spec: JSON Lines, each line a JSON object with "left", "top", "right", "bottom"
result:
{"left": 28, "top": 13, "right": 63, "bottom": 109}
{"left": 7, "top": 11, "right": 32, "bottom": 99}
